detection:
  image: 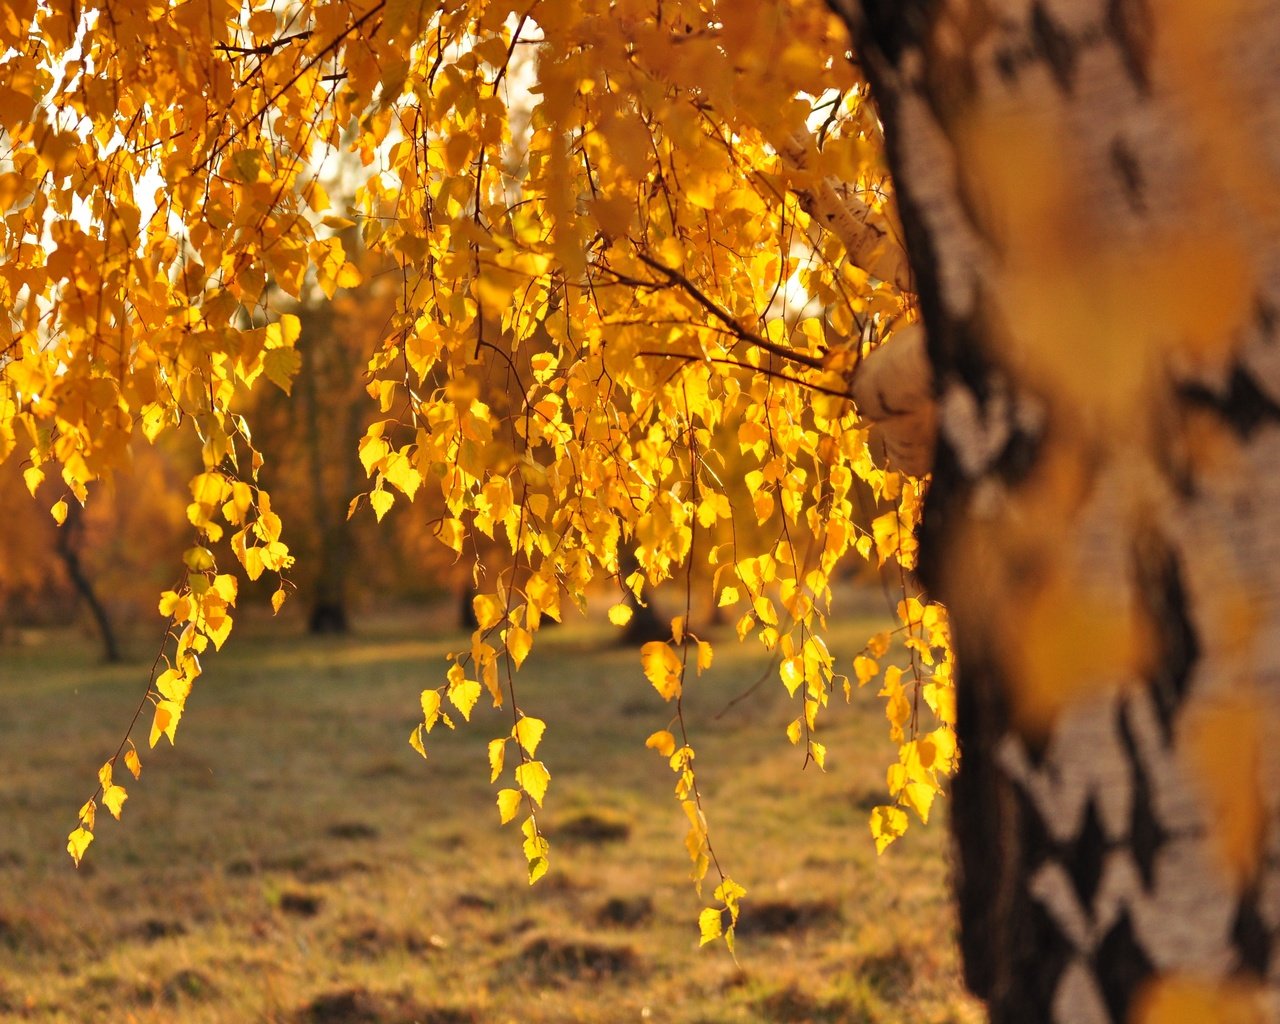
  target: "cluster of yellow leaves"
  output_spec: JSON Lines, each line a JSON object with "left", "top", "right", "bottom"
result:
{"left": 854, "top": 482, "right": 957, "bottom": 853}
{"left": 0, "top": 0, "right": 954, "bottom": 932}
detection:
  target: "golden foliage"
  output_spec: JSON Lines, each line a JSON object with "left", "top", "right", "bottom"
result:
{"left": 0, "top": 0, "right": 955, "bottom": 934}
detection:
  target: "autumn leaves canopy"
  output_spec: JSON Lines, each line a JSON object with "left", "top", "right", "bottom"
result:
{"left": 0, "top": 0, "right": 950, "bottom": 940}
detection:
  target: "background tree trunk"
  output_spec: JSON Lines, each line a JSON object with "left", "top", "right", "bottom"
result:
{"left": 296, "top": 309, "right": 361, "bottom": 635}
{"left": 54, "top": 501, "right": 121, "bottom": 663}
{"left": 831, "top": 1, "right": 1280, "bottom": 1020}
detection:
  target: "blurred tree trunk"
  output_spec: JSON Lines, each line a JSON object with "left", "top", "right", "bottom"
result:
{"left": 617, "top": 548, "right": 669, "bottom": 645}
{"left": 833, "top": 1, "right": 1280, "bottom": 1020}
{"left": 298, "top": 316, "right": 358, "bottom": 635}
{"left": 54, "top": 501, "right": 121, "bottom": 663}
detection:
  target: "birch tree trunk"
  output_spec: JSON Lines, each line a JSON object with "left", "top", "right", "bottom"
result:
{"left": 828, "top": 2, "right": 1280, "bottom": 1020}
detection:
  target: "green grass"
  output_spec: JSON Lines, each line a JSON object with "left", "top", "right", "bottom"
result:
{"left": 0, "top": 606, "right": 983, "bottom": 1023}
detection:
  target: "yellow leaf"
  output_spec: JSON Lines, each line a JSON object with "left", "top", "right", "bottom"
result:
{"left": 262, "top": 347, "right": 302, "bottom": 394}
{"left": 786, "top": 718, "right": 802, "bottom": 745}
{"left": 103, "top": 785, "right": 128, "bottom": 820}
{"left": 488, "top": 738, "right": 506, "bottom": 783}
{"left": 205, "top": 611, "right": 233, "bottom": 651}
{"left": 671, "top": 616, "right": 684, "bottom": 644}
{"left": 714, "top": 877, "right": 747, "bottom": 908}
{"left": 409, "top": 725, "right": 427, "bottom": 759}
{"left": 271, "top": 588, "right": 287, "bottom": 614}
{"left": 698, "top": 907, "right": 723, "bottom": 945}
{"left": 448, "top": 676, "right": 481, "bottom": 721}
{"left": 809, "top": 741, "right": 827, "bottom": 771}
{"left": 497, "top": 788, "right": 522, "bottom": 824}
{"left": 183, "top": 545, "right": 215, "bottom": 571}
{"left": 335, "top": 262, "right": 362, "bottom": 290}
{"left": 22, "top": 464, "right": 42, "bottom": 496}
{"left": 753, "top": 595, "right": 777, "bottom": 626}
{"left": 50, "top": 498, "right": 68, "bottom": 525}
{"left": 369, "top": 488, "right": 395, "bottom": 522}
{"left": 646, "top": 730, "right": 676, "bottom": 757}
{"left": 436, "top": 518, "right": 465, "bottom": 553}
{"left": 696, "top": 493, "right": 730, "bottom": 527}
{"left": 124, "top": 748, "right": 141, "bottom": 780}
{"left": 640, "top": 641, "right": 683, "bottom": 701}
{"left": 607, "top": 603, "right": 633, "bottom": 627}
{"left": 718, "top": 585, "right": 740, "bottom": 607}
{"left": 506, "top": 625, "right": 532, "bottom": 668}
{"left": 512, "top": 716, "right": 546, "bottom": 757}
{"left": 155, "top": 667, "right": 191, "bottom": 703}
{"left": 780, "top": 657, "right": 803, "bottom": 697}
{"left": 869, "top": 804, "right": 908, "bottom": 854}
{"left": 66, "top": 826, "right": 93, "bottom": 866}
{"left": 383, "top": 452, "right": 422, "bottom": 499}
{"left": 421, "top": 688, "right": 442, "bottom": 730}
{"left": 514, "top": 760, "right": 551, "bottom": 806}
{"left": 521, "top": 816, "right": 550, "bottom": 884}
{"left": 473, "top": 593, "right": 503, "bottom": 631}
{"left": 696, "top": 641, "right": 713, "bottom": 675}
{"left": 902, "top": 781, "right": 936, "bottom": 823}
{"left": 149, "top": 699, "right": 182, "bottom": 747}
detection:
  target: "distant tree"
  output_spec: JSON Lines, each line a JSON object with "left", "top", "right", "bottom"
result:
{"left": 52, "top": 499, "right": 121, "bottom": 662}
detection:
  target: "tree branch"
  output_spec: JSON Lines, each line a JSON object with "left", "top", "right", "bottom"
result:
{"left": 632, "top": 252, "right": 826, "bottom": 370}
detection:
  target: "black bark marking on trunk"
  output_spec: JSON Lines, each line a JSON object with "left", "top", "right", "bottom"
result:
{"left": 1109, "top": 137, "right": 1147, "bottom": 214}
{"left": 1257, "top": 298, "right": 1278, "bottom": 340}
{"left": 1014, "top": 777, "right": 1054, "bottom": 877}
{"left": 1231, "top": 887, "right": 1272, "bottom": 976}
{"left": 1130, "top": 528, "right": 1199, "bottom": 743}
{"left": 916, "top": 431, "right": 961, "bottom": 594}
{"left": 1030, "top": 2, "right": 1079, "bottom": 92}
{"left": 1093, "top": 911, "right": 1155, "bottom": 1024}
{"left": 1105, "top": 0, "right": 1155, "bottom": 94}
{"left": 1118, "top": 704, "right": 1169, "bottom": 891}
{"left": 948, "top": 647, "right": 1016, "bottom": 1000}
{"left": 851, "top": 0, "right": 938, "bottom": 65}
{"left": 994, "top": 45, "right": 1022, "bottom": 84}
{"left": 1065, "top": 798, "right": 1107, "bottom": 910}
{"left": 993, "top": 420, "right": 1043, "bottom": 486}
{"left": 1001, "top": 898, "right": 1075, "bottom": 1024}
{"left": 1180, "top": 365, "right": 1280, "bottom": 439}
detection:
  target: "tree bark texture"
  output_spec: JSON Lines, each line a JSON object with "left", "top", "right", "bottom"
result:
{"left": 830, "top": 1, "right": 1280, "bottom": 1020}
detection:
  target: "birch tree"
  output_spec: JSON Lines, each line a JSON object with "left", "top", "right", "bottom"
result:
{"left": 831, "top": 1, "right": 1280, "bottom": 1020}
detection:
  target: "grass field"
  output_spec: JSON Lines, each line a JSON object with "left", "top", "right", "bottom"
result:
{"left": 0, "top": 603, "right": 983, "bottom": 1024}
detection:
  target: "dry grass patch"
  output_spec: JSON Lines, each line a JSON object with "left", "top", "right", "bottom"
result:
{"left": 0, "top": 605, "right": 983, "bottom": 1024}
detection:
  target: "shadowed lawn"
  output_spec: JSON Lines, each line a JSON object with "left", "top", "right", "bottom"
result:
{"left": 0, "top": 607, "right": 983, "bottom": 1023}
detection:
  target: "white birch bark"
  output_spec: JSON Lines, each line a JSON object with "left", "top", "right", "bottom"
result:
{"left": 827, "top": 1, "right": 1280, "bottom": 1020}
